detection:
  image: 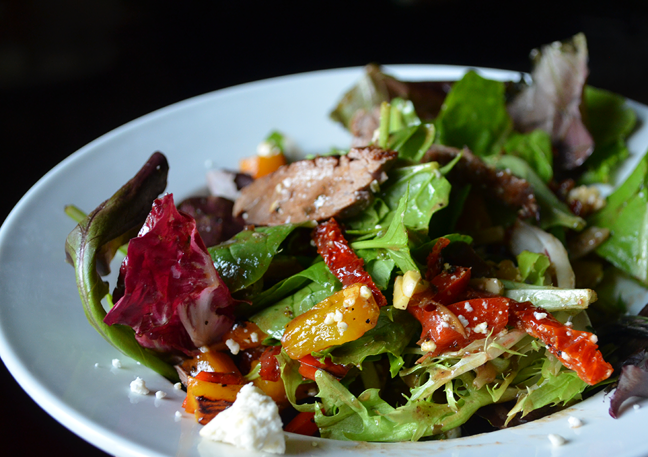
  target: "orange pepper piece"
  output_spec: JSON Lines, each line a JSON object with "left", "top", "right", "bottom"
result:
{"left": 240, "top": 153, "right": 286, "bottom": 179}
{"left": 281, "top": 283, "right": 380, "bottom": 360}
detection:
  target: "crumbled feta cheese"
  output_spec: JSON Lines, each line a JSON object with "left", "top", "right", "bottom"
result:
{"left": 130, "top": 377, "right": 150, "bottom": 395}
{"left": 567, "top": 416, "right": 582, "bottom": 428}
{"left": 360, "top": 285, "right": 372, "bottom": 299}
{"left": 112, "top": 358, "right": 122, "bottom": 369}
{"left": 458, "top": 315, "right": 470, "bottom": 328}
{"left": 226, "top": 339, "right": 241, "bottom": 355}
{"left": 547, "top": 434, "right": 566, "bottom": 447}
{"left": 369, "top": 179, "right": 380, "bottom": 193}
{"left": 337, "top": 321, "right": 348, "bottom": 334}
{"left": 464, "top": 302, "right": 473, "bottom": 312}
{"left": 473, "top": 322, "right": 488, "bottom": 334}
{"left": 333, "top": 310, "right": 343, "bottom": 322}
{"left": 256, "top": 140, "right": 281, "bottom": 157}
{"left": 199, "top": 384, "right": 285, "bottom": 454}
{"left": 343, "top": 296, "right": 355, "bottom": 308}
{"left": 590, "top": 334, "right": 598, "bottom": 344}
{"left": 250, "top": 332, "right": 259, "bottom": 343}
{"left": 421, "top": 340, "right": 437, "bottom": 352}
{"left": 534, "top": 312, "right": 547, "bottom": 320}
{"left": 324, "top": 313, "right": 335, "bottom": 325}
{"left": 173, "top": 382, "right": 183, "bottom": 390}
{"left": 199, "top": 346, "right": 210, "bottom": 353}
{"left": 155, "top": 390, "right": 167, "bottom": 400}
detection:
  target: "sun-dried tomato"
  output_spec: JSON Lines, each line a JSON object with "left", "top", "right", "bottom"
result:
{"left": 313, "top": 218, "right": 387, "bottom": 307}
{"left": 259, "top": 346, "right": 282, "bottom": 382}
{"left": 426, "top": 237, "right": 451, "bottom": 280}
{"left": 429, "top": 266, "right": 472, "bottom": 305}
{"left": 409, "top": 293, "right": 510, "bottom": 357}
{"left": 509, "top": 301, "right": 613, "bottom": 385}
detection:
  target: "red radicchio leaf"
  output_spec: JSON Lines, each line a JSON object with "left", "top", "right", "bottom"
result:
{"left": 104, "top": 193, "right": 235, "bottom": 357}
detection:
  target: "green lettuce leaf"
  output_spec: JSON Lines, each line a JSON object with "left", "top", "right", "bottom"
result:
{"left": 436, "top": 70, "right": 511, "bottom": 157}
{"left": 503, "top": 130, "right": 553, "bottom": 183}
{"left": 64, "top": 152, "right": 178, "bottom": 381}
{"left": 589, "top": 152, "right": 648, "bottom": 284}
{"left": 209, "top": 223, "right": 311, "bottom": 292}
{"left": 352, "top": 188, "right": 418, "bottom": 274}
{"left": 580, "top": 86, "right": 637, "bottom": 184}
{"left": 314, "top": 371, "right": 513, "bottom": 441}
{"left": 517, "top": 250, "right": 550, "bottom": 286}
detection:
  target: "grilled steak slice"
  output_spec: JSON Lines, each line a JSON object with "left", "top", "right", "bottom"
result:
{"left": 233, "top": 146, "right": 397, "bottom": 226}
{"left": 422, "top": 144, "right": 539, "bottom": 220}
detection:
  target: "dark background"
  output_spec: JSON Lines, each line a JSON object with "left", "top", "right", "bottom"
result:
{"left": 2, "top": 1, "right": 648, "bottom": 455}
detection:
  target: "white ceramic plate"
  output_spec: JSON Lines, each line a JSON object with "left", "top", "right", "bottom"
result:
{"left": 2, "top": 65, "right": 648, "bottom": 457}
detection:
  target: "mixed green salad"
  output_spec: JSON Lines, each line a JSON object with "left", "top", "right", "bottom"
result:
{"left": 65, "top": 33, "right": 648, "bottom": 444}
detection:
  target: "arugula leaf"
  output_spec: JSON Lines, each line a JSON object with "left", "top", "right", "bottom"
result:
{"left": 64, "top": 152, "right": 178, "bottom": 381}
{"left": 589, "top": 152, "right": 648, "bottom": 284}
{"left": 436, "top": 70, "right": 511, "bottom": 157}
{"left": 381, "top": 162, "right": 452, "bottom": 232}
{"left": 503, "top": 130, "right": 553, "bottom": 183}
{"left": 352, "top": 189, "right": 418, "bottom": 274}
{"left": 517, "top": 250, "right": 550, "bottom": 286}
{"left": 209, "top": 223, "right": 310, "bottom": 292}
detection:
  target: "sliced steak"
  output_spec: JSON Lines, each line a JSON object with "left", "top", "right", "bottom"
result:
{"left": 233, "top": 146, "right": 397, "bottom": 226}
{"left": 422, "top": 144, "right": 539, "bottom": 220}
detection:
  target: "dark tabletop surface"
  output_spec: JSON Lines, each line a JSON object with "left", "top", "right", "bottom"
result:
{"left": 2, "top": 0, "right": 648, "bottom": 455}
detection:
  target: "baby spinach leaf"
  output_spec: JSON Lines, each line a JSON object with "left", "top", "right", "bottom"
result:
{"left": 209, "top": 223, "right": 311, "bottom": 292}
{"left": 503, "top": 130, "right": 553, "bottom": 183}
{"left": 250, "top": 269, "right": 342, "bottom": 339}
{"left": 436, "top": 70, "right": 511, "bottom": 157}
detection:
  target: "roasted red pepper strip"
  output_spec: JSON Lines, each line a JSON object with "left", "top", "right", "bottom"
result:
{"left": 426, "top": 237, "right": 451, "bottom": 280}
{"left": 259, "top": 346, "right": 282, "bottom": 382}
{"left": 298, "top": 354, "right": 350, "bottom": 381}
{"left": 313, "top": 218, "right": 387, "bottom": 307}
{"left": 284, "top": 411, "right": 318, "bottom": 436}
{"left": 509, "top": 301, "right": 613, "bottom": 385}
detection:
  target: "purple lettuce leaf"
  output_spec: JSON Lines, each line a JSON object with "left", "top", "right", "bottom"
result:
{"left": 508, "top": 33, "right": 594, "bottom": 171}
{"left": 609, "top": 350, "right": 648, "bottom": 418}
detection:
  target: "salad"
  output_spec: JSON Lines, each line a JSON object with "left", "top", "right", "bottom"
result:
{"left": 64, "top": 33, "right": 648, "bottom": 451}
